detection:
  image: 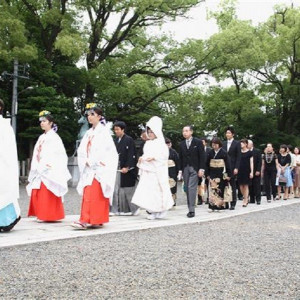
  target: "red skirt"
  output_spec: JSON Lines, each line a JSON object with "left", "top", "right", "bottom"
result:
{"left": 80, "top": 178, "right": 109, "bottom": 225}
{"left": 28, "top": 182, "right": 65, "bottom": 221}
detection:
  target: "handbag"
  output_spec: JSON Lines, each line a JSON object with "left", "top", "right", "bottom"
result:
{"left": 224, "top": 183, "right": 232, "bottom": 203}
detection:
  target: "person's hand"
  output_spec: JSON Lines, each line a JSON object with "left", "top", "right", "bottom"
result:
{"left": 146, "top": 157, "right": 154, "bottom": 162}
{"left": 250, "top": 173, "right": 253, "bottom": 179}
{"left": 233, "top": 168, "right": 238, "bottom": 175}
{"left": 255, "top": 171, "right": 260, "bottom": 176}
{"left": 177, "top": 171, "right": 183, "bottom": 181}
{"left": 225, "top": 177, "right": 231, "bottom": 181}
{"left": 121, "top": 167, "right": 129, "bottom": 174}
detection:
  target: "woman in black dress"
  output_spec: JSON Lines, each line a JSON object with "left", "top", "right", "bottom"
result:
{"left": 206, "top": 137, "right": 231, "bottom": 211}
{"left": 276, "top": 144, "right": 293, "bottom": 200}
{"left": 238, "top": 139, "right": 254, "bottom": 207}
{"left": 261, "top": 143, "right": 279, "bottom": 202}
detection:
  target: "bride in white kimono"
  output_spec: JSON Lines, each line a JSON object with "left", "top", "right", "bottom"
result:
{"left": 0, "top": 99, "right": 21, "bottom": 232}
{"left": 27, "top": 111, "right": 71, "bottom": 221}
{"left": 132, "top": 116, "right": 174, "bottom": 220}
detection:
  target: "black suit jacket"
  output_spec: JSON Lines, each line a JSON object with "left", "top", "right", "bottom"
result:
{"left": 251, "top": 148, "right": 262, "bottom": 174}
{"left": 178, "top": 137, "right": 206, "bottom": 172}
{"left": 222, "top": 139, "right": 241, "bottom": 171}
{"left": 114, "top": 134, "right": 137, "bottom": 187}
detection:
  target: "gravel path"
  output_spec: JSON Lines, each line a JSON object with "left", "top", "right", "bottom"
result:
{"left": 1, "top": 203, "right": 299, "bottom": 299}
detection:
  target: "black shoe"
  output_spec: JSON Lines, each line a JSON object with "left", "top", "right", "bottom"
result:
{"left": 256, "top": 201, "right": 261, "bottom": 205}
{"left": 229, "top": 207, "right": 235, "bottom": 210}
{"left": 187, "top": 212, "right": 195, "bottom": 218}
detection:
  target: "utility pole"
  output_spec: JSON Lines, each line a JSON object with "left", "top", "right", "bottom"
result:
{"left": 11, "top": 59, "right": 18, "bottom": 134}
{"left": 1, "top": 60, "right": 30, "bottom": 135}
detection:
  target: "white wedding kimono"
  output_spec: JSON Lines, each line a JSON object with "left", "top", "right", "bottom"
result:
{"left": 0, "top": 116, "right": 20, "bottom": 227}
{"left": 26, "top": 129, "right": 71, "bottom": 197}
{"left": 77, "top": 122, "right": 118, "bottom": 204}
{"left": 132, "top": 116, "right": 174, "bottom": 212}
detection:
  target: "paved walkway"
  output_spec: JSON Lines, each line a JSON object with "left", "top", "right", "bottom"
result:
{"left": 1, "top": 198, "right": 299, "bottom": 248}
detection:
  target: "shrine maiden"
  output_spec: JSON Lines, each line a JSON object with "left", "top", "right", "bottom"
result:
{"left": 72, "top": 104, "right": 118, "bottom": 229}
{"left": 27, "top": 111, "right": 71, "bottom": 221}
{"left": 0, "top": 99, "right": 21, "bottom": 232}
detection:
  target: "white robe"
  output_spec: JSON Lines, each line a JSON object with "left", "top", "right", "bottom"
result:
{"left": 132, "top": 116, "right": 174, "bottom": 212}
{"left": 76, "top": 122, "right": 118, "bottom": 205}
{"left": 0, "top": 116, "right": 20, "bottom": 215}
{"left": 26, "top": 129, "right": 71, "bottom": 197}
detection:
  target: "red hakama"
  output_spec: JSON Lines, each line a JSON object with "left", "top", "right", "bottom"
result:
{"left": 80, "top": 178, "right": 109, "bottom": 225}
{"left": 28, "top": 182, "right": 65, "bottom": 221}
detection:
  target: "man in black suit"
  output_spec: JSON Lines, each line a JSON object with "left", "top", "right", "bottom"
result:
{"left": 111, "top": 121, "right": 139, "bottom": 216}
{"left": 222, "top": 127, "right": 241, "bottom": 210}
{"left": 248, "top": 140, "right": 262, "bottom": 204}
{"left": 178, "top": 126, "right": 206, "bottom": 218}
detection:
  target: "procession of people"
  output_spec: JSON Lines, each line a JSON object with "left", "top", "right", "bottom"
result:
{"left": 1, "top": 98, "right": 300, "bottom": 232}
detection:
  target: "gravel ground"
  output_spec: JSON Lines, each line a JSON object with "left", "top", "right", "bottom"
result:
{"left": 0, "top": 203, "right": 299, "bottom": 299}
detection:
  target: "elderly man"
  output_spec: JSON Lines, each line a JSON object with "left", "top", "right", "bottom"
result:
{"left": 178, "top": 125, "right": 205, "bottom": 218}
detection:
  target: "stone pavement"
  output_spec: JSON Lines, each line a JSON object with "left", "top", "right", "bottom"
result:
{"left": 1, "top": 197, "right": 299, "bottom": 248}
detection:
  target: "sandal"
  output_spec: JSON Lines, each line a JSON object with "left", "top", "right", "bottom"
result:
{"left": 71, "top": 221, "right": 88, "bottom": 230}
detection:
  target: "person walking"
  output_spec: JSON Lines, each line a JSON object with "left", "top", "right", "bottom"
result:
{"left": 111, "top": 121, "right": 139, "bottom": 216}
{"left": 276, "top": 144, "right": 293, "bottom": 200}
{"left": 0, "top": 99, "right": 21, "bottom": 232}
{"left": 166, "top": 138, "right": 179, "bottom": 207}
{"left": 72, "top": 104, "right": 118, "bottom": 229}
{"left": 222, "top": 126, "right": 241, "bottom": 210}
{"left": 178, "top": 126, "right": 205, "bottom": 218}
{"left": 293, "top": 146, "right": 300, "bottom": 198}
{"left": 132, "top": 116, "right": 174, "bottom": 220}
{"left": 261, "top": 143, "right": 279, "bottom": 202}
{"left": 237, "top": 139, "right": 254, "bottom": 207}
{"left": 206, "top": 137, "right": 231, "bottom": 211}
{"left": 248, "top": 140, "right": 262, "bottom": 205}
{"left": 27, "top": 110, "right": 71, "bottom": 222}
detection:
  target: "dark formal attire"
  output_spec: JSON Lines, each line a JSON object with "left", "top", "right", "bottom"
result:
{"left": 249, "top": 148, "right": 262, "bottom": 204}
{"left": 237, "top": 151, "right": 253, "bottom": 185}
{"left": 198, "top": 146, "right": 212, "bottom": 204}
{"left": 206, "top": 148, "right": 232, "bottom": 210}
{"left": 179, "top": 137, "right": 205, "bottom": 213}
{"left": 111, "top": 134, "right": 138, "bottom": 214}
{"left": 262, "top": 152, "right": 278, "bottom": 200}
{"left": 168, "top": 148, "right": 179, "bottom": 198}
{"left": 222, "top": 139, "right": 241, "bottom": 208}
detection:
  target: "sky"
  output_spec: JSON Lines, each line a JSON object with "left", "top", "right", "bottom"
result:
{"left": 150, "top": 0, "right": 300, "bottom": 41}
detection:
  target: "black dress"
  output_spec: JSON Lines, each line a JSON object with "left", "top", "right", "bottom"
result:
{"left": 238, "top": 151, "right": 253, "bottom": 185}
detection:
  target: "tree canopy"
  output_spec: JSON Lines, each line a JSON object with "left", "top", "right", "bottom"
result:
{"left": 0, "top": 0, "right": 299, "bottom": 157}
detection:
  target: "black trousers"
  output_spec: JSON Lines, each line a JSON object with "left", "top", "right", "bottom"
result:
{"left": 249, "top": 175, "right": 261, "bottom": 203}
{"left": 264, "top": 169, "right": 277, "bottom": 200}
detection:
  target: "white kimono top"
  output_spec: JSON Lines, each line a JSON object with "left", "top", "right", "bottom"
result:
{"left": 26, "top": 129, "right": 71, "bottom": 197}
{"left": 76, "top": 122, "right": 118, "bottom": 205}
{"left": 132, "top": 116, "right": 174, "bottom": 211}
{"left": 0, "top": 116, "right": 20, "bottom": 214}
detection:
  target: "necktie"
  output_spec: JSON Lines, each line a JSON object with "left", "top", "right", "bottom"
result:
{"left": 186, "top": 139, "right": 190, "bottom": 149}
